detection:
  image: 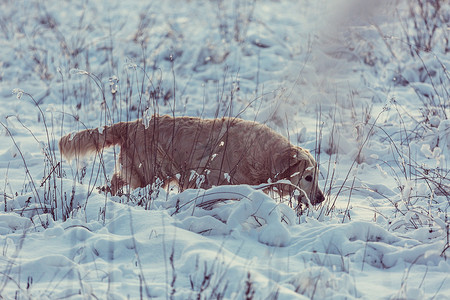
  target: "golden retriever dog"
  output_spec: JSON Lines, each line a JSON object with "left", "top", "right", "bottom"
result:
{"left": 59, "top": 115, "right": 325, "bottom": 205}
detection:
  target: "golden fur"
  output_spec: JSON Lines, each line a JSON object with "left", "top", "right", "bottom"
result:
{"left": 59, "top": 115, "right": 325, "bottom": 204}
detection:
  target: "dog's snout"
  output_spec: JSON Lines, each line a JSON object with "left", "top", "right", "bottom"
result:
{"left": 313, "top": 189, "right": 325, "bottom": 204}
{"left": 298, "top": 188, "right": 325, "bottom": 206}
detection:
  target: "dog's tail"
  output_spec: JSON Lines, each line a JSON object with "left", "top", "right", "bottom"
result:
{"left": 59, "top": 122, "right": 127, "bottom": 162}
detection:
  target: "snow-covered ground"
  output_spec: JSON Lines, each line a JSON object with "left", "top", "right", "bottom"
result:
{"left": 0, "top": 0, "right": 449, "bottom": 299}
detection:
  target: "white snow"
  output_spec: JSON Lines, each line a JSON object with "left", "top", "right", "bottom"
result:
{"left": 0, "top": 0, "right": 449, "bottom": 299}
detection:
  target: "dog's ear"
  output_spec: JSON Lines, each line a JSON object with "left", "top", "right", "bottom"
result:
{"left": 273, "top": 146, "right": 307, "bottom": 178}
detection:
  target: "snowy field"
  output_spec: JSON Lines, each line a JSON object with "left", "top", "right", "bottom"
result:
{"left": 0, "top": 0, "right": 449, "bottom": 299}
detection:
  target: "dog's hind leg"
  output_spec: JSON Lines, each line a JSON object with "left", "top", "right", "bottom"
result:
{"left": 107, "top": 173, "right": 127, "bottom": 196}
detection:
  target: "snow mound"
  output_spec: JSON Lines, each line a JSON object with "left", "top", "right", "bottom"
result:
{"left": 155, "top": 185, "right": 296, "bottom": 247}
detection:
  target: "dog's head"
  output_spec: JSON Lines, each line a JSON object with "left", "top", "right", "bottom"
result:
{"left": 275, "top": 146, "right": 325, "bottom": 205}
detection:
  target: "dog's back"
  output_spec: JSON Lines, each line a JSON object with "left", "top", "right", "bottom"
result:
{"left": 150, "top": 116, "right": 294, "bottom": 187}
